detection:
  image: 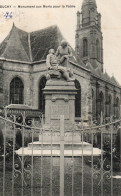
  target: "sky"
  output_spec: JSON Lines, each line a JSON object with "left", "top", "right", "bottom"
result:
{"left": 0, "top": 0, "right": 121, "bottom": 84}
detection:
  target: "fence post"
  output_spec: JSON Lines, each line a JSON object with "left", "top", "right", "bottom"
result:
{"left": 3, "top": 108, "right": 7, "bottom": 196}
{"left": 100, "top": 111, "right": 103, "bottom": 196}
{"left": 120, "top": 105, "right": 121, "bottom": 171}
{"left": 60, "top": 115, "right": 64, "bottom": 196}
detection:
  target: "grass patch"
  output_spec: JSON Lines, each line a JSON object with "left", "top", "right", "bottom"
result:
{"left": 0, "top": 157, "right": 121, "bottom": 196}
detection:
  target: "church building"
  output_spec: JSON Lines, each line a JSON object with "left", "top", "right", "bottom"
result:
{"left": 0, "top": 0, "right": 120, "bottom": 123}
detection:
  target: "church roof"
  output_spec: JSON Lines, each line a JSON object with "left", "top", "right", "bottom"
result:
{"left": 103, "top": 72, "right": 111, "bottom": 81}
{"left": 86, "top": 61, "right": 95, "bottom": 72}
{"left": 0, "top": 24, "right": 119, "bottom": 86}
{"left": 30, "top": 25, "right": 64, "bottom": 62}
{"left": 95, "top": 66, "right": 102, "bottom": 77}
{"left": 82, "top": 0, "right": 97, "bottom": 6}
{"left": 0, "top": 24, "right": 65, "bottom": 62}
{"left": 0, "top": 24, "right": 31, "bottom": 62}
{"left": 110, "top": 76, "right": 120, "bottom": 86}
{"left": 86, "top": 61, "right": 120, "bottom": 86}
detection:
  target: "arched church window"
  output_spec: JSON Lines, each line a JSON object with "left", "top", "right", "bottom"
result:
{"left": 83, "top": 38, "right": 88, "bottom": 57}
{"left": 108, "top": 95, "right": 112, "bottom": 116}
{"left": 75, "top": 80, "right": 81, "bottom": 117}
{"left": 39, "top": 76, "right": 47, "bottom": 112}
{"left": 92, "top": 89, "right": 95, "bottom": 119}
{"left": 96, "top": 39, "right": 100, "bottom": 60}
{"left": 99, "top": 92, "right": 104, "bottom": 116}
{"left": 10, "top": 77, "right": 24, "bottom": 104}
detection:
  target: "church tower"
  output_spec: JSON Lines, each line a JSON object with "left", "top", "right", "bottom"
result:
{"left": 75, "top": 0, "right": 103, "bottom": 71}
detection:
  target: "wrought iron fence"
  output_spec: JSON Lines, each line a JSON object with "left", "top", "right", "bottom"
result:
{"left": 0, "top": 109, "right": 121, "bottom": 196}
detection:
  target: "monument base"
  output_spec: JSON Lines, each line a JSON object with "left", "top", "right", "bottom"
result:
{"left": 16, "top": 141, "right": 102, "bottom": 157}
{"left": 16, "top": 78, "right": 102, "bottom": 157}
{"left": 16, "top": 129, "right": 102, "bottom": 157}
{"left": 38, "top": 131, "right": 81, "bottom": 143}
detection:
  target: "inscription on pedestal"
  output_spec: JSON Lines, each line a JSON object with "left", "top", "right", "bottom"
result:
{"left": 51, "top": 105, "right": 69, "bottom": 119}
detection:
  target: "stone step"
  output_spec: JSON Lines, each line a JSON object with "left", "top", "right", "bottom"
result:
{"left": 39, "top": 132, "right": 81, "bottom": 143}
{"left": 28, "top": 141, "right": 92, "bottom": 150}
{"left": 16, "top": 148, "right": 102, "bottom": 157}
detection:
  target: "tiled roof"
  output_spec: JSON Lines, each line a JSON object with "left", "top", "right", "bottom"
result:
{"left": 103, "top": 72, "right": 111, "bottom": 81}
{"left": 86, "top": 61, "right": 120, "bottom": 86}
{"left": 0, "top": 23, "right": 83, "bottom": 66}
{"left": 110, "top": 76, "right": 120, "bottom": 86}
{"left": 0, "top": 24, "right": 119, "bottom": 86}
{"left": 0, "top": 24, "right": 65, "bottom": 62}
{"left": 86, "top": 61, "right": 96, "bottom": 74}
{"left": 0, "top": 24, "right": 30, "bottom": 61}
{"left": 30, "top": 25, "right": 64, "bottom": 61}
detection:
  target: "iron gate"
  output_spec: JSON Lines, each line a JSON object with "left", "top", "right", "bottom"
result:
{"left": 0, "top": 110, "right": 121, "bottom": 196}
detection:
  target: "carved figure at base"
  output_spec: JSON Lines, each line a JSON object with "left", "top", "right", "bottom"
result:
{"left": 46, "top": 49, "right": 74, "bottom": 82}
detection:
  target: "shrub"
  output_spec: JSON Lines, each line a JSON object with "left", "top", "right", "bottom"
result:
{"left": 24, "top": 137, "right": 32, "bottom": 147}
{"left": 16, "top": 129, "right": 22, "bottom": 147}
{"left": 115, "top": 128, "right": 121, "bottom": 158}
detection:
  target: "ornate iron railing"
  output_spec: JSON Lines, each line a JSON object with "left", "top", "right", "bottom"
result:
{"left": 0, "top": 110, "right": 121, "bottom": 196}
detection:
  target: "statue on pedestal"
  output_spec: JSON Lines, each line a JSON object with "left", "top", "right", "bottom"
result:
{"left": 46, "top": 48, "right": 74, "bottom": 81}
{"left": 56, "top": 40, "right": 72, "bottom": 65}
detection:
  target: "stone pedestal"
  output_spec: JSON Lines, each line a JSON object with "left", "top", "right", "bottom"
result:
{"left": 44, "top": 79, "right": 76, "bottom": 125}
{"left": 39, "top": 78, "right": 79, "bottom": 143}
{"left": 16, "top": 77, "right": 101, "bottom": 157}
